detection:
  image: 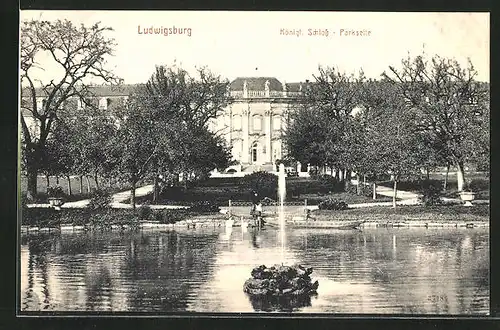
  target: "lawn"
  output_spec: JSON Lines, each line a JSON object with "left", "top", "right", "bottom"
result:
{"left": 378, "top": 172, "right": 490, "bottom": 200}
{"left": 132, "top": 176, "right": 394, "bottom": 206}
{"left": 312, "top": 204, "right": 489, "bottom": 222}
{"left": 19, "top": 175, "right": 129, "bottom": 203}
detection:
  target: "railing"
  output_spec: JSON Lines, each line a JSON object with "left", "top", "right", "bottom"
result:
{"left": 229, "top": 91, "right": 303, "bottom": 98}
{"left": 248, "top": 90, "right": 267, "bottom": 97}
{"left": 231, "top": 91, "right": 244, "bottom": 98}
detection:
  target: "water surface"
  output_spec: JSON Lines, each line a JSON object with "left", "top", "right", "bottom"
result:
{"left": 20, "top": 226, "right": 489, "bottom": 314}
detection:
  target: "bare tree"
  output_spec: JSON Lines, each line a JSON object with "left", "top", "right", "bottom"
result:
{"left": 20, "top": 19, "right": 122, "bottom": 201}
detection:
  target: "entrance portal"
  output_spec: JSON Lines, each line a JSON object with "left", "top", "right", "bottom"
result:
{"left": 251, "top": 142, "right": 258, "bottom": 163}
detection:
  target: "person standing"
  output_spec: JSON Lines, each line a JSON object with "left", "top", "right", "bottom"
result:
{"left": 255, "top": 201, "right": 264, "bottom": 228}
{"left": 250, "top": 190, "right": 259, "bottom": 215}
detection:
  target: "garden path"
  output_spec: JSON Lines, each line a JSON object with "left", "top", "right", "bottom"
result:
{"left": 27, "top": 180, "right": 487, "bottom": 210}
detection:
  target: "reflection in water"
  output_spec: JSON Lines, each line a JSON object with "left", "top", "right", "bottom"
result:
{"left": 247, "top": 292, "right": 315, "bottom": 312}
{"left": 20, "top": 227, "right": 489, "bottom": 314}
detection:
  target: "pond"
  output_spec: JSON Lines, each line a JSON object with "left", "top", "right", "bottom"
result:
{"left": 20, "top": 226, "right": 489, "bottom": 314}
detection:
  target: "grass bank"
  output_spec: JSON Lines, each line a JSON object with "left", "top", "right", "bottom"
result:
{"left": 310, "top": 204, "right": 489, "bottom": 222}
{"left": 19, "top": 175, "right": 132, "bottom": 203}
{"left": 21, "top": 206, "right": 222, "bottom": 228}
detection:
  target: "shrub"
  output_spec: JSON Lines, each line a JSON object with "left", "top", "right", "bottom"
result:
{"left": 318, "top": 198, "right": 348, "bottom": 211}
{"left": 316, "top": 175, "right": 342, "bottom": 193}
{"left": 190, "top": 201, "right": 220, "bottom": 213}
{"left": 47, "top": 186, "right": 65, "bottom": 198}
{"left": 240, "top": 171, "right": 278, "bottom": 199}
{"left": 153, "top": 209, "right": 165, "bottom": 222}
{"left": 346, "top": 183, "right": 373, "bottom": 197}
{"left": 137, "top": 204, "right": 153, "bottom": 220}
{"left": 21, "top": 207, "right": 61, "bottom": 226}
{"left": 308, "top": 169, "right": 320, "bottom": 177}
{"left": 419, "top": 180, "right": 443, "bottom": 206}
{"left": 87, "top": 189, "right": 113, "bottom": 210}
{"left": 153, "top": 209, "right": 188, "bottom": 224}
{"left": 89, "top": 210, "right": 114, "bottom": 227}
{"left": 345, "top": 183, "right": 357, "bottom": 195}
{"left": 20, "top": 194, "right": 29, "bottom": 210}
{"left": 468, "top": 179, "right": 489, "bottom": 193}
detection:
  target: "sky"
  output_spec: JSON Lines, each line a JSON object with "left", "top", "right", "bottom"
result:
{"left": 19, "top": 11, "right": 490, "bottom": 85}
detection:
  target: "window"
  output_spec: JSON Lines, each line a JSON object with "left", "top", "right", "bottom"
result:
{"left": 273, "top": 115, "right": 281, "bottom": 130}
{"left": 99, "top": 97, "right": 107, "bottom": 110}
{"left": 233, "top": 115, "right": 242, "bottom": 130}
{"left": 232, "top": 140, "right": 242, "bottom": 160}
{"left": 37, "top": 98, "right": 46, "bottom": 111}
{"left": 253, "top": 116, "right": 262, "bottom": 131}
{"left": 252, "top": 142, "right": 258, "bottom": 162}
{"left": 77, "top": 98, "right": 83, "bottom": 110}
{"left": 273, "top": 141, "right": 281, "bottom": 160}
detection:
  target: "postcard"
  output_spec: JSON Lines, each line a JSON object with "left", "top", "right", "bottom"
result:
{"left": 18, "top": 10, "right": 490, "bottom": 315}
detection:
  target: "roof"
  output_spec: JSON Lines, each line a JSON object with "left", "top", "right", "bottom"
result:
{"left": 20, "top": 84, "right": 141, "bottom": 98}
{"left": 285, "top": 82, "right": 303, "bottom": 92}
{"left": 230, "top": 77, "right": 284, "bottom": 91}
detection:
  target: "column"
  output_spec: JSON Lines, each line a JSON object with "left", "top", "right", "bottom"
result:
{"left": 265, "top": 108, "right": 272, "bottom": 163}
{"left": 242, "top": 106, "right": 249, "bottom": 164}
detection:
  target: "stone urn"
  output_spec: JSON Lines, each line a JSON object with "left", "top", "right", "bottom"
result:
{"left": 459, "top": 191, "right": 476, "bottom": 207}
{"left": 48, "top": 197, "right": 64, "bottom": 210}
{"left": 47, "top": 186, "right": 65, "bottom": 210}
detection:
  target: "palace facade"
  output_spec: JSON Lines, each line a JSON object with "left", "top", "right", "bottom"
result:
{"left": 209, "top": 77, "right": 304, "bottom": 173}
{"left": 21, "top": 77, "right": 307, "bottom": 173}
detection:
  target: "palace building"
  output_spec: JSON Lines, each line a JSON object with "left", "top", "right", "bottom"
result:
{"left": 21, "top": 77, "right": 307, "bottom": 174}
{"left": 209, "top": 77, "right": 304, "bottom": 173}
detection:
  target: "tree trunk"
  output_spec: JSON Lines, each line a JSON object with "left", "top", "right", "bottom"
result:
{"left": 56, "top": 176, "right": 59, "bottom": 185}
{"left": 356, "top": 174, "right": 361, "bottom": 195}
{"left": 392, "top": 180, "right": 398, "bottom": 208}
{"left": 66, "top": 175, "right": 72, "bottom": 196}
{"left": 130, "top": 179, "right": 137, "bottom": 209}
{"left": 456, "top": 162, "right": 465, "bottom": 192}
{"left": 85, "top": 176, "right": 92, "bottom": 193}
{"left": 426, "top": 167, "right": 430, "bottom": 180}
{"left": 26, "top": 167, "right": 38, "bottom": 202}
{"left": 339, "top": 169, "right": 344, "bottom": 182}
{"left": 79, "top": 175, "right": 84, "bottom": 194}
{"left": 183, "top": 172, "right": 188, "bottom": 191}
{"left": 373, "top": 182, "right": 377, "bottom": 200}
{"left": 94, "top": 172, "right": 99, "bottom": 190}
{"left": 443, "top": 163, "right": 450, "bottom": 192}
{"left": 45, "top": 175, "right": 50, "bottom": 192}
{"left": 153, "top": 175, "right": 158, "bottom": 204}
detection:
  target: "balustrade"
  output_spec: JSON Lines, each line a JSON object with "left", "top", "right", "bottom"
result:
{"left": 230, "top": 90, "right": 302, "bottom": 98}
